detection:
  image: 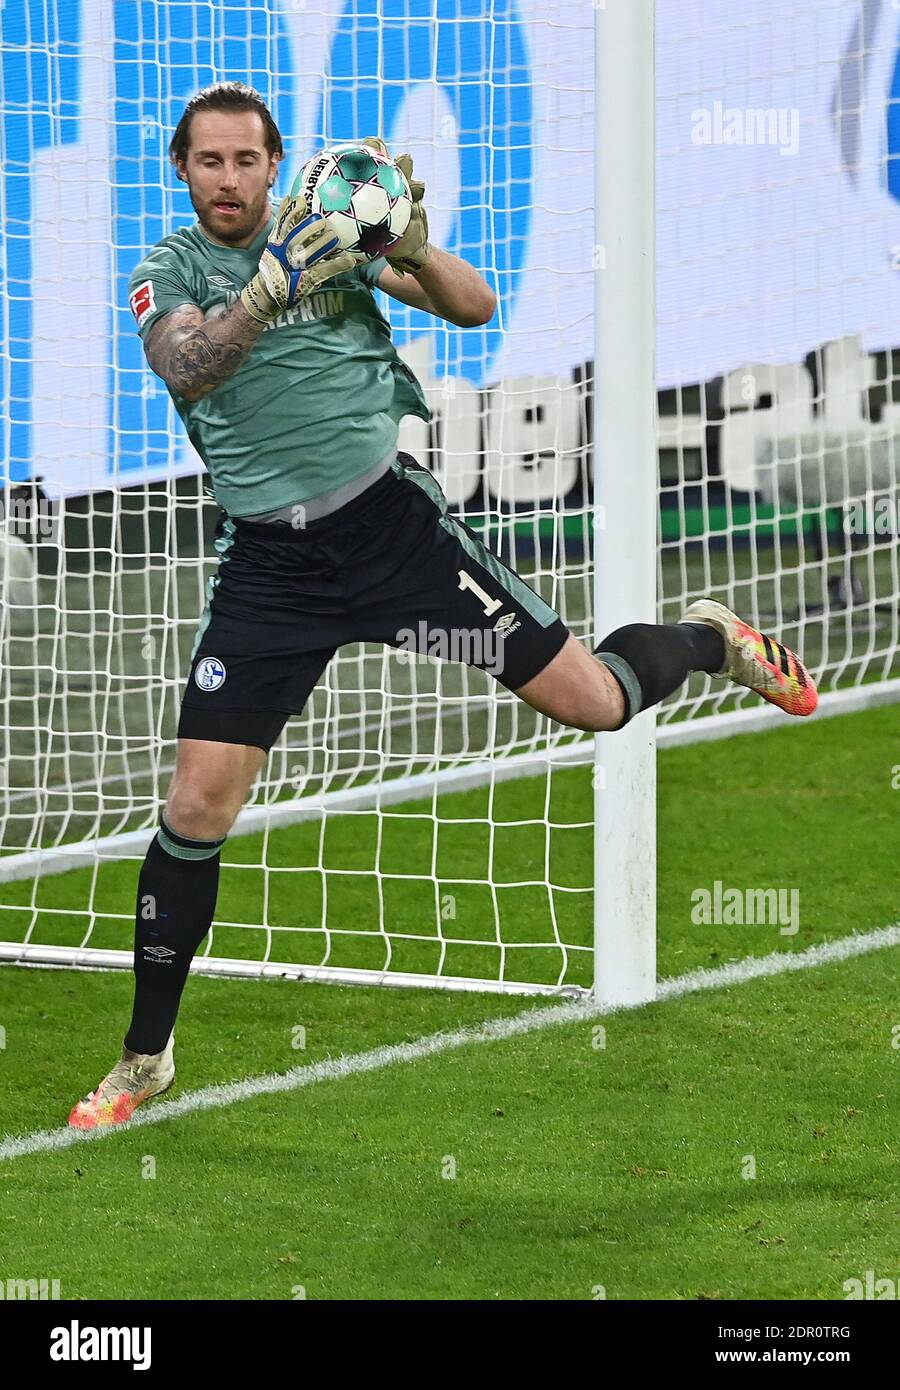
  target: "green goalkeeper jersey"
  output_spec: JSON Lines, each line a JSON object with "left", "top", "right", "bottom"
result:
{"left": 127, "top": 212, "right": 430, "bottom": 517}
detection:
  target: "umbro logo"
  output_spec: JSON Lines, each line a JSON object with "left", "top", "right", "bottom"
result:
{"left": 206, "top": 274, "right": 235, "bottom": 289}
{"left": 143, "top": 945, "right": 175, "bottom": 960}
{"left": 493, "top": 611, "right": 521, "bottom": 636}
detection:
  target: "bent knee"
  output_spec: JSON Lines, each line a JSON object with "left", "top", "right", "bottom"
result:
{"left": 514, "top": 640, "right": 627, "bottom": 731}
{"left": 583, "top": 708, "right": 627, "bottom": 733}
{"left": 552, "top": 701, "right": 625, "bottom": 733}
{"left": 164, "top": 785, "right": 239, "bottom": 841}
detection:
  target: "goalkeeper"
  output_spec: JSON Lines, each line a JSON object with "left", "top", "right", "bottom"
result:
{"left": 69, "top": 82, "right": 818, "bottom": 1129}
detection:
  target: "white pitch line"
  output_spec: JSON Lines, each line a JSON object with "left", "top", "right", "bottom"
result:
{"left": 2, "top": 923, "right": 899, "bottom": 1164}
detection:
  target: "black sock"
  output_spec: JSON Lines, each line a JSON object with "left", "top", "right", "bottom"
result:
{"left": 679, "top": 622, "right": 727, "bottom": 675}
{"left": 123, "top": 818, "right": 225, "bottom": 1055}
{"left": 594, "top": 622, "right": 726, "bottom": 725}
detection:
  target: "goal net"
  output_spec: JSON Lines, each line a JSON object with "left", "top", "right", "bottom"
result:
{"left": 0, "top": 0, "right": 898, "bottom": 996}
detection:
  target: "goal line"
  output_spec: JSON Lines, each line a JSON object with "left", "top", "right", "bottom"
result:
{"left": 3, "top": 922, "right": 898, "bottom": 1165}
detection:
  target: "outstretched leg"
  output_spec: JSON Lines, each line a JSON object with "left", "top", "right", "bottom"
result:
{"left": 514, "top": 603, "right": 816, "bottom": 729}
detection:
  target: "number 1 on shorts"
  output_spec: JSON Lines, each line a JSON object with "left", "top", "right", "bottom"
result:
{"left": 457, "top": 569, "right": 503, "bottom": 617}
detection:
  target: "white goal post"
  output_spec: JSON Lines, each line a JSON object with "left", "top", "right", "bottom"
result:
{"left": 1, "top": 0, "right": 899, "bottom": 1000}
{"left": 593, "top": 0, "right": 657, "bottom": 1008}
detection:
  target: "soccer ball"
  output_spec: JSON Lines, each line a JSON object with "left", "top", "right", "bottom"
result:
{"left": 291, "top": 143, "right": 413, "bottom": 259}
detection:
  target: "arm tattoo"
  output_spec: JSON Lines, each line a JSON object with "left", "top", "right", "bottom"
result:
{"left": 145, "top": 300, "right": 265, "bottom": 402}
{"left": 170, "top": 326, "right": 251, "bottom": 396}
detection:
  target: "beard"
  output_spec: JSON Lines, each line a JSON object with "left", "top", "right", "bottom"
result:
{"left": 189, "top": 184, "right": 272, "bottom": 246}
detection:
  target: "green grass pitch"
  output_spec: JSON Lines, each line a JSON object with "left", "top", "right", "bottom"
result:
{"left": 0, "top": 704, "right": 898, "bottom": 1299}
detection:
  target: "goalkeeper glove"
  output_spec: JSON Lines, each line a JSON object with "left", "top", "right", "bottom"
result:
{"left": 241, "top": 192, "right": 365, "bottom": 323}
{"left": 362, "top": 136, "right": 431, "bottom": 275}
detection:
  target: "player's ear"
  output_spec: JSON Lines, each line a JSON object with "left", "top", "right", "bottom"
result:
{"left": 267, "top": 151, "right": 281, "bottom": 189}
{"left": 173, "top": 159, "right": 188, "bottom": 184}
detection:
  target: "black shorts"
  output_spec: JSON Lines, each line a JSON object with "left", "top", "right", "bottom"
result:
{"left": 177, "top": 452, "right": 569, "bottom": 751}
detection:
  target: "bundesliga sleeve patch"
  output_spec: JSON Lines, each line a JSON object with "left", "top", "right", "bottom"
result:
{"left": 129, "top": 280, "right": 156, "bottom": 327}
